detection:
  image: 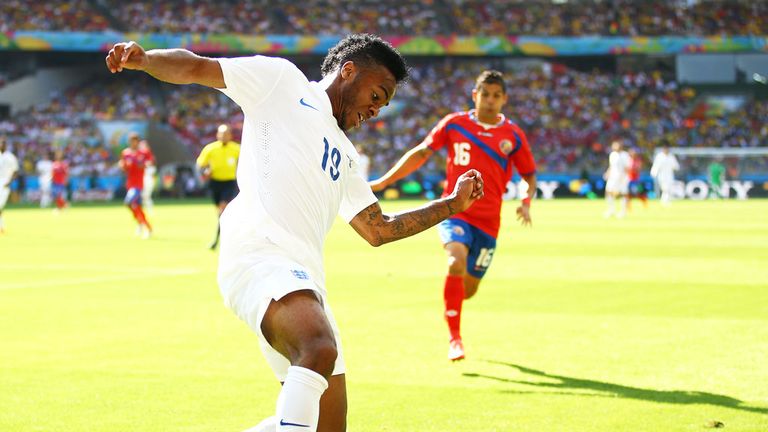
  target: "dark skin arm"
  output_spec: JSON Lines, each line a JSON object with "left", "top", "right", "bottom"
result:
{"left": 351, "top": 169, "right": 484, "bottom": 247}
{"left": 105, "top": 41, "right": 224, "bottom": 88}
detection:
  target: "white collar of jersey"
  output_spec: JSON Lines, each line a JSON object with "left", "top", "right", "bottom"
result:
{"left": 469, "top": 109, "right": 506, "bottom": 129}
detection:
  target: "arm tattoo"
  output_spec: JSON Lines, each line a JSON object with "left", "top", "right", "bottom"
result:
{"left": 360, "top": 197, "right": 456, "bottom": 245}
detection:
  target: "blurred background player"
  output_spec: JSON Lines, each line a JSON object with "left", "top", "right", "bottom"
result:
{"left": 708, "top": 157, "right": 726, "bottom": 199}
{"left": 51, "top": 150, "right": 69, "bottom": 212}
{"left": 0, "top": 137, "right": 19, "bottom": 233}
{"left": 603, "top": 139, "right": 631, "bottom": 218}
{"left": 650, "top": 144, "right": 680, "bottom": 206}
{"left": 627, "top": 147, "right": 648, "bottom": 210}
{"left": 140, "top": 139, "right": 156, "bottom": 213}
{"left": 370, "top": 70, "right": 537, "bottom": 361}
{"left": 120, "top": 132, "right": 153, "bottom": 238}
{"left": 36, "top": 150, "right": 54, "bottom": 208}
{"left": 196, "top": 124, "right": 240, "bottom": 249}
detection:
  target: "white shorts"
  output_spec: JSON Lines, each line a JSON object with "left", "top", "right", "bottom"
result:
{"left": 606, "top": 177, "right": 629, "bottom": 194}
{"left": 217, "top": 244, "right": 345, "bottom": 382}
{"left": 0, "top": 186, "right": 9, "bottom": 209}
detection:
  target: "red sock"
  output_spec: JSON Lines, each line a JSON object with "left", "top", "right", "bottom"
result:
{"left": 56, "top": 196, "right": 65, "bottom": 209}
{"left": 130, "top": 204, "right": 152, "bottom": 231}
{"left": 444, "top": 275, "right": 465, "bottom": 341}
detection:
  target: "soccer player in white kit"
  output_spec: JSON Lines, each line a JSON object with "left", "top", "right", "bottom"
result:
{"left": 0, "top": 137, "right": 20, "bottom": 233}
{"left": 106, "top": 34, "right": 485, "bottom": 432}
{"left": 603, "top": 139, "right": 631, "bottom": 218}
{"left": 36, "top": 151, "right": 54, "bottom": 208}
{"left": 650, "top": 144, "right": 680, "bottom": 205}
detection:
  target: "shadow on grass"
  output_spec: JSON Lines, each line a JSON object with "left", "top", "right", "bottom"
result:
{"left": 464, "top": 361, "right": 768, "bottom": 415}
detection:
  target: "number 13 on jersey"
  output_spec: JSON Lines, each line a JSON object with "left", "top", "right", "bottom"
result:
{"left": 321, "top": 137, "right": 341, "bottom": 181}
{"left": 453, "top": 142, "right": 471, "bottom": 166}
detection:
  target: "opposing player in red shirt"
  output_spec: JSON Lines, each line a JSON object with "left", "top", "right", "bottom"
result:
{"left": 627, "top": 147, "right": 648, "bottom": 209}
{"left": 120, "top": 132, "right": 153, "bottom": 238}
{"left": 51, "top": 150, "right": 69, "bottom": 211}
{"left": 371, "top": 70, "right": 537, "bottom": 361}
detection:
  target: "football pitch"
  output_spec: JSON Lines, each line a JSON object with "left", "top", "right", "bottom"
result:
{"left": 1, "top": 199, "right": 767, "bottom": 432}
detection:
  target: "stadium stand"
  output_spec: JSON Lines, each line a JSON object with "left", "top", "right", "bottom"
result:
{"left": 0, "top": 0, "right": 765, "bottom": 199}
{"left": 1, "top": 0, "right": 109, "bottom": 32}
{"left": 6, "top": 0, "right": 764, "bottom": 36}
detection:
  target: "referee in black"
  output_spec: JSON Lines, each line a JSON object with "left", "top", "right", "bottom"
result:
{"left": 196, "top": 124, "right": 240, "bottom": 249}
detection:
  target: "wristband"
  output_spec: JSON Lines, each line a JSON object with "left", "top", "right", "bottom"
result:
{"left": 521, "top": 197, "right": 531, "bottom": 206}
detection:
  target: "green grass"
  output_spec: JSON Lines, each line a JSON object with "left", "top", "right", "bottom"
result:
{"left": 1, "top": 199, "right": 767, "bottom": 432}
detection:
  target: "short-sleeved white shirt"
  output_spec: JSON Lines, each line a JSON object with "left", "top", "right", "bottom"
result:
{"left": 37, "top": 159, "right": 53, "bottom": 185}
{"left": 607, "top": 150, "right": 631, "bottom": 182}
{"left": 651, "top": 152, "right": 679, "bottom": 183}
{"left": 215, "top": 55, "right": 377, "bottom": 290}
{"left": 0, "top": 151, "right": 19, "bottom": 186}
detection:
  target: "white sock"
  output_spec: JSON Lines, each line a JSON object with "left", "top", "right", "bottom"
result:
{"left": 276, "top": 366, "right": 329, "bottom": 432}
{"left": 604, "top": 195, "right": 615, "bottom": 214}
{"left": 620, "top": 196, "right": 628, "bottom": 214}
{"left": 243, "top": 416, "right": 276, "bottom": 432}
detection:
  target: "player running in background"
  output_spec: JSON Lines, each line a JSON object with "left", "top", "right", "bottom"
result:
{"left": 627, "top": 147, "right": 647, "bottom": 209}
{"left": 0, "top": 137, "right": 19, "bottom": 233}
{"left": 120, "top": 132, "right": 153, "bottom": 238}
{"left": 603, "top": 139, "right": 631, "bottom": 218}
{"left": 196, "top": 124, "right": 240, "bottom": 249}
{"left": 106, "top": 34, "right": 483, "bottom": 432}
{"left": 51, "top": 150, "right": 69, "bottom": 212}
{"left": 36, "top": 150, "right": 54, "bottom": 208}
{"left": 650, "top": 144, "right": 680, "bottom": 206}
{"left": 139, "top": 139, "right": 156, "bottom": 213}
{"left": 369, "top": 70, "right": 537, "bottom": 362}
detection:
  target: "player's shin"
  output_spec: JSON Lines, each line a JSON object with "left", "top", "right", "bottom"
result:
{"left": 276, "top": 366, "right": 328, "bottom": 432}
{"left": 444, "top": 275, "right": 465, "bottom": 341}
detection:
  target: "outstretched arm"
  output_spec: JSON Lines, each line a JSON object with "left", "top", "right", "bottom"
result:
{"left": 105, "top": 41, "right": 224, "bottom": 88}
{"left": 352, "top": 170, "right": 483, "bottom": 247}
{"left": 369, "top": 143, "right": 434, "bottom": 192}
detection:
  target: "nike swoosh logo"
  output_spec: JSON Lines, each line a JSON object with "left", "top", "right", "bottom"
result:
{"left": 299, "top": 98, "right": 318, "bottom": 111}
{"left": 279, "top": 419, "right": 310, "bottom": 428}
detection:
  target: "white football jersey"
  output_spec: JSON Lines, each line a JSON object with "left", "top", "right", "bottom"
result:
{"left": 0, "top": 151, "right": 19, "bottom": 186}
{"left": 651, "top": 152, "right": 680, "bottom": 183}
{"left": 37, "top": 159, "right": 53, "bottom": 185}
{"left": 215, "top": 55, "right": 376, "bottom": 288}
{"left": 608, "top": 150, "right": 631, "bottom": 181}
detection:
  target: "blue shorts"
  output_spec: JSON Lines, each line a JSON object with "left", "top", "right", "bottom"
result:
{"left": 438, "top": 218, "right": 497, "bottom": 279}
{"left": 124, "top": 188, "right": 142, "bottom": 206}
{"left": 52, "top": 183, "right": 66, "bottom": 199}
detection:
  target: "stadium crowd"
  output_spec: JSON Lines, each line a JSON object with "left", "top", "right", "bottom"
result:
{"left": 3, "top": 0, "right": 765, "bottom": 36}
{"left": 1, "top": 0, "right": 109, "bottom": 32}
{"left": 6, "top": 57, "right": 766, "bottom": 195}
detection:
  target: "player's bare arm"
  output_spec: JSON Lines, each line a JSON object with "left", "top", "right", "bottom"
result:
{"left": 369, "top": 143, "right": 434, "bottom": 192}
{"left": 516, "top": 173, "right": 536, "bottom": 227}
{"left": 353, "top": 170, "right": 484, "bottom": 246}
{"left": 105, "top": 41, "right": 224, "bottom": 88}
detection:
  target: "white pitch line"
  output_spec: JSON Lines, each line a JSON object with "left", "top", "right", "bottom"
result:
{"left": 0, "top": 269, "right": 203, "bottom": 291}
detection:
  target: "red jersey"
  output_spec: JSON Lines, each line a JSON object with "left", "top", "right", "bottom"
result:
{"left": 425, "top": 111, "right": 536, "bottom": 238}
{"left": 52, "top": 161, "right": 69, "bottom": 185}
{"left": 121, "top": 147, "right": 150, "bottom": 189}
{"left": 629, "top": 155, "right": 642, "bottom": 182}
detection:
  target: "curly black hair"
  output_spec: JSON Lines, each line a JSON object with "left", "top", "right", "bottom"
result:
{"left": 321, "top": 34, "right": 409, "bottom": 83}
